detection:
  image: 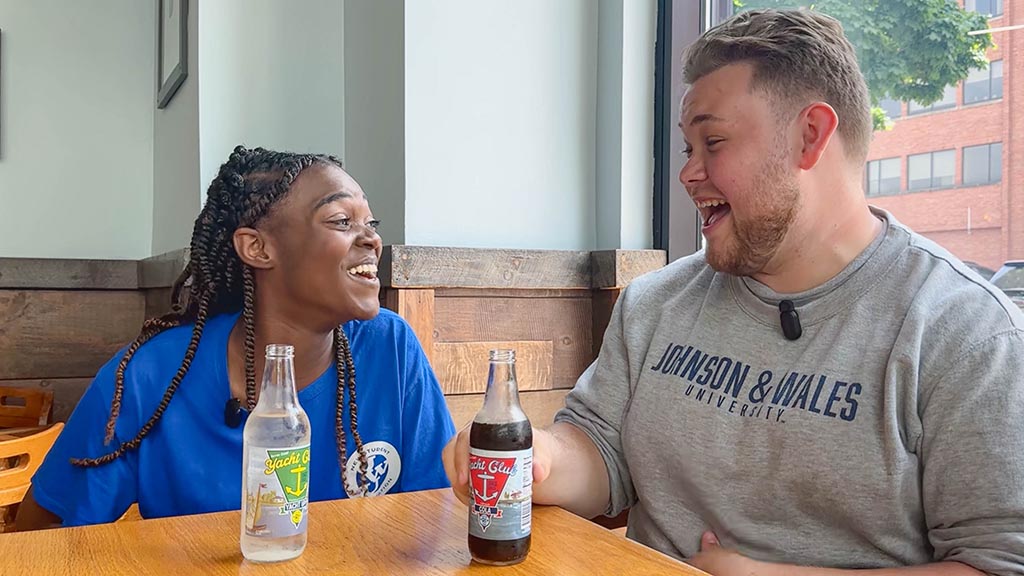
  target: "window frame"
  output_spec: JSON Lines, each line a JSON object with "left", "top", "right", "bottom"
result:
{"left": 908, "top": 85, "right": 957, "bottom": 116}
{"left": 907, "top": 149, "right": 956, "bottom": 192}
{"left": 963, "top": 60, "right": 1003, "bottom": 105}
{"left": 966, "top": 0, "right": 1004, "bottom": 18}
{"left": 866, "top": 157, "right": 901, "bottom": 197}
{"left": 962, "top": 142, "right": 1003, "bottom": 186}
{"left": 653, "top": 0, "right": 732, "bottom": 260}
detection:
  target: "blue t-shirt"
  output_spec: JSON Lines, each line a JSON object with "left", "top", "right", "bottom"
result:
{"left": 32, "top": 309, "right": 455, "bottom": 526}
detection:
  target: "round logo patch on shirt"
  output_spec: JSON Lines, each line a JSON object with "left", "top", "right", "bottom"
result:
{"left": 345, "top": 440, "right": 401, "bottom": 497}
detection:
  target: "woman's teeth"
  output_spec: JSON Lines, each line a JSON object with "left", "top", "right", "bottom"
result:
{"left": 347, "top": 264, "right": 378, "bottom": 279}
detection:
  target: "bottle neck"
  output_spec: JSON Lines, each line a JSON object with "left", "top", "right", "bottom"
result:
{"left": 257, "top": 353, "right": 299, "bottom": 411}
{"left": 480, "top": 359, "right": 525, "bottom": 418}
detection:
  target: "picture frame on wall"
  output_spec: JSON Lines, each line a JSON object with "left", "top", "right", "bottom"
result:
{"left": 0, "top": 28, "right": 4, "bottom": 159}
{"left": 157, "top": 0, "right": 188, "bottom": 109}
{"left": 1, "top": 28, "right": 4, "bottom": 159}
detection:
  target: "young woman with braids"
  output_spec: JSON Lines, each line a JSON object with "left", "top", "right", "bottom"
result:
{"left": 17, "top": 146, "right": 455, "bottom": 529}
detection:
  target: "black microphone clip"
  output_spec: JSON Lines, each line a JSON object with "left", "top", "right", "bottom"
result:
{"left": 778, "top": 299, "right": 802, "bottom": 341}
{"left": 224, "top": 398, "right": 248, "bottom": 428}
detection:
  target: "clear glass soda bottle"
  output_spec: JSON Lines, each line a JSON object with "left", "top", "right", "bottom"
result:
{"left": 240, "top": 344, "right": 311, "bottom": 562}
{"left": 468, "top": 349, "right": 533, "bottom": 565}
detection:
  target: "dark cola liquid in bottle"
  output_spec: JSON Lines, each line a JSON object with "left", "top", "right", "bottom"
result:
{"left": 468, "top": 349, "right": 532, "bottom": 565}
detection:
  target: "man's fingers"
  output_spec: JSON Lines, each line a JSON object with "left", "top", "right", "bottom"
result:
{"left": 700, "top": 530, "right": 720, "bottom": 551}
{"left": 454, "top": 424, "right": 470, "bottom": 486}
{"left": 443, "top": 424, "right": 473, "bottom": 505}
{"left": 531, "top": 426, "right": 552, "bottom": 484}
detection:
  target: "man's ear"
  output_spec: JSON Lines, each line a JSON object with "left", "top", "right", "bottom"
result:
{"left": 796, "top": 101, "right": 839, "bottom": 170}
{"left": 233, "top": 227, "right": 275, "bottom": 270}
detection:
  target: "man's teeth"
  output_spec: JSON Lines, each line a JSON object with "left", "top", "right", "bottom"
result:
{"left": 695, "top": 199, "right": 728, "bottom": 209}
{"left": 347, "top": 264, "right": 378, "bottom": 276}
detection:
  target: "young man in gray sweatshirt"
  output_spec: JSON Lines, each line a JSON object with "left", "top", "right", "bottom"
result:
{"left": 443, "top": 8, "right": 1024, "bottom": 576}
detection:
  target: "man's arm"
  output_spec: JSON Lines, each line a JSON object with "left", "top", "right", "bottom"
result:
{"left": 530, "top": 422, "right": 610, "bottom": 518}
{"left": 754, "top": 561, "right": 983, "bottom": 576}
{"left": 443, "top": 282, "right": 643, "bottom": 520}
{"left": 690, "top": 532, "right": 987, "bottom": 576}
{"left": 440, "top": 420, "right": 611, "bottom": 519}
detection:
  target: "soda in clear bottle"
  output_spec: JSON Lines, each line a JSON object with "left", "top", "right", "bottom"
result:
{"left": 240, "top": 344, "right": 311, "bottom": 562}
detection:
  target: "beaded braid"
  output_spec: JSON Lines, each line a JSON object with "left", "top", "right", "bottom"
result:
{"left": 242, "top": 266, "right": 258, "bottom": 410}
{"left": 72, "top": 296, "right": 211, "bottom": 466}
{"left": 73, "top": 145, "right": 372, "bottom": 494}
{"left": 335, "top": 329, "right": 370, "bottom": 496}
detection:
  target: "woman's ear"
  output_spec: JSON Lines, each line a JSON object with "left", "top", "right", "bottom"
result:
{"left": 233, "top": 227, "right": 275, "bottom": 270}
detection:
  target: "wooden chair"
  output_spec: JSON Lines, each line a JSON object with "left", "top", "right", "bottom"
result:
{"left": 0, "top": 423, "right": 64, "bottom": 531}
{"left": 0, "top": 387, "right": 54, "bottom": 429}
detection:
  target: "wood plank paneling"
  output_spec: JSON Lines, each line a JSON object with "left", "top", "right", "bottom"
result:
{"left": 591, "top": 288, "right": 622, "bottom": 357}
{"left": 433, "top": 340, "right": 552, "bottom": 394}
{"left": 591, "top": 250, "right": 667, "bottom": 289}
{"left": 434, "top": 295, "right": 592, "bottom": 389}
{"left": 381, "top": 246, "right": 591, "bottom": 289}
{"left": 444, "top": 389, "right": 569, "bottom": 431}
{"left": 144, "top": 288, "right": 174, "bottom": 319}
{"left": 384, "top": 289, "right": 435, "bottom": 364}
{"left": 138, "top": 249, "right": 188, "bottom": 289}
{"left": 0, "top": 258, "right": 138, "bottom": 290}
{"left": 0, "top": 290, "right": 143, "bottom": 380}
{"left": 0, "top": 378, "right": 92, "bottom": 423}
{"left": 438, "top": 288, "right": 591, "bottom": 299}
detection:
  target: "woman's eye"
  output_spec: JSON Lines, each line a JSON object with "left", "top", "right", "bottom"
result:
{"left": 329, "top": 218, "right": 351, "bottom": 230}
{"left": 367, "top": 219, "right": 381, "bottom": 231}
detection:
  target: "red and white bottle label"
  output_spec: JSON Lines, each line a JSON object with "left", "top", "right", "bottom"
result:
{"left": 468, "top": 447, "right": 532, "bottom": 540}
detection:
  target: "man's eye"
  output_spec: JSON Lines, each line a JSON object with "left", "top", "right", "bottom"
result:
{"left": 683, "top": 146, "right": 693, "bottom": 158}
{"left": 706, "top": 138, "right": 724, "bottom": 149}
{"left": 367, "top": 219, "right": 381, "bottom": 231}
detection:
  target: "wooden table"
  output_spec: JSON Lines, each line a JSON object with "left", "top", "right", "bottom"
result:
{"left": 0, "top": 489, "right": 705, "bottom": 575}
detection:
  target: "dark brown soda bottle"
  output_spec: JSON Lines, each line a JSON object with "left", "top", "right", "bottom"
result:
{"left": 468, "top": 349, "right": 532, "bottom": 565}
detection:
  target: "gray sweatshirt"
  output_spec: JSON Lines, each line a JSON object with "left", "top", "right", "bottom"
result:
{"left": 556, "top": 209, "right": 1024, "bottom": 575}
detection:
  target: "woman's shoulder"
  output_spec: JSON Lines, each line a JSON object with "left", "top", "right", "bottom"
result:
{"left": 99, "top": 313, "right": 236, "bottom": 390}
{"left": 344, "top": 308, "right": 431, "bottom": 372}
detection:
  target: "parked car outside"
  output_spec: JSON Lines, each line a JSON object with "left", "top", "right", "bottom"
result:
{"left": 990, "top": 260, "right": 1024, "bottom": 312}
{"left": 963, "top": 261, "right": 996, "bottom": 281}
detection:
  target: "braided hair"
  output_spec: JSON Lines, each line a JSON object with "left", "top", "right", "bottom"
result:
{"left": 71, "top": 145, "right": 371, "bottom": 496}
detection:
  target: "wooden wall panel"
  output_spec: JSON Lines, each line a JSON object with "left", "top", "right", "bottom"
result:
{"left": 591, "top": 250, "right": 667, "bottom": 288}
{"left": 591, "top": 288, "right": 622, "bottom": 357}
{"left": 0, "top": 290, "right": 143, "bottom": 380}
{"left": 144, "top": 288, "right": 174, "bottom": 320}
{"left": 433, "top": 340, "right": 552, "bottom": 394}
{"left": 384, "top": 289, "right": 435, "bottom": 364}
{"left": 445, "top": 389, "right": 569, "bottom": 431}
{"left": 381, "top": 246, "right": 591, "bottom": 289}
{"left": 433, "top": 294, "right": 592, "bottom": 390}
{"left": 0, "top": 258, "right": 138, "bottom": 290}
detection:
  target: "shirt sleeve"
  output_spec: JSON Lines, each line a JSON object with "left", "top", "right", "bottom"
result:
{"left": 30, "top": 353, "right": 138, "bottom": 526}
{"left": 554, "top": 284, "right": 639, "bottom": 517}
{"left": 398, "top": 325, "right": 456, "bottom": 492}
{"left": 919, "top": 329, "right": 1024, "bottom": 575}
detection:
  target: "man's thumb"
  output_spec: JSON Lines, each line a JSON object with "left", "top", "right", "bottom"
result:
{"left": 700, "top": 531, "right": 720, "bottom": 551}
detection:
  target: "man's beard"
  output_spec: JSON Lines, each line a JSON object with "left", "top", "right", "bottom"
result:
{"left": 705, "top": 153, "right": 800, "bottom": 277}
